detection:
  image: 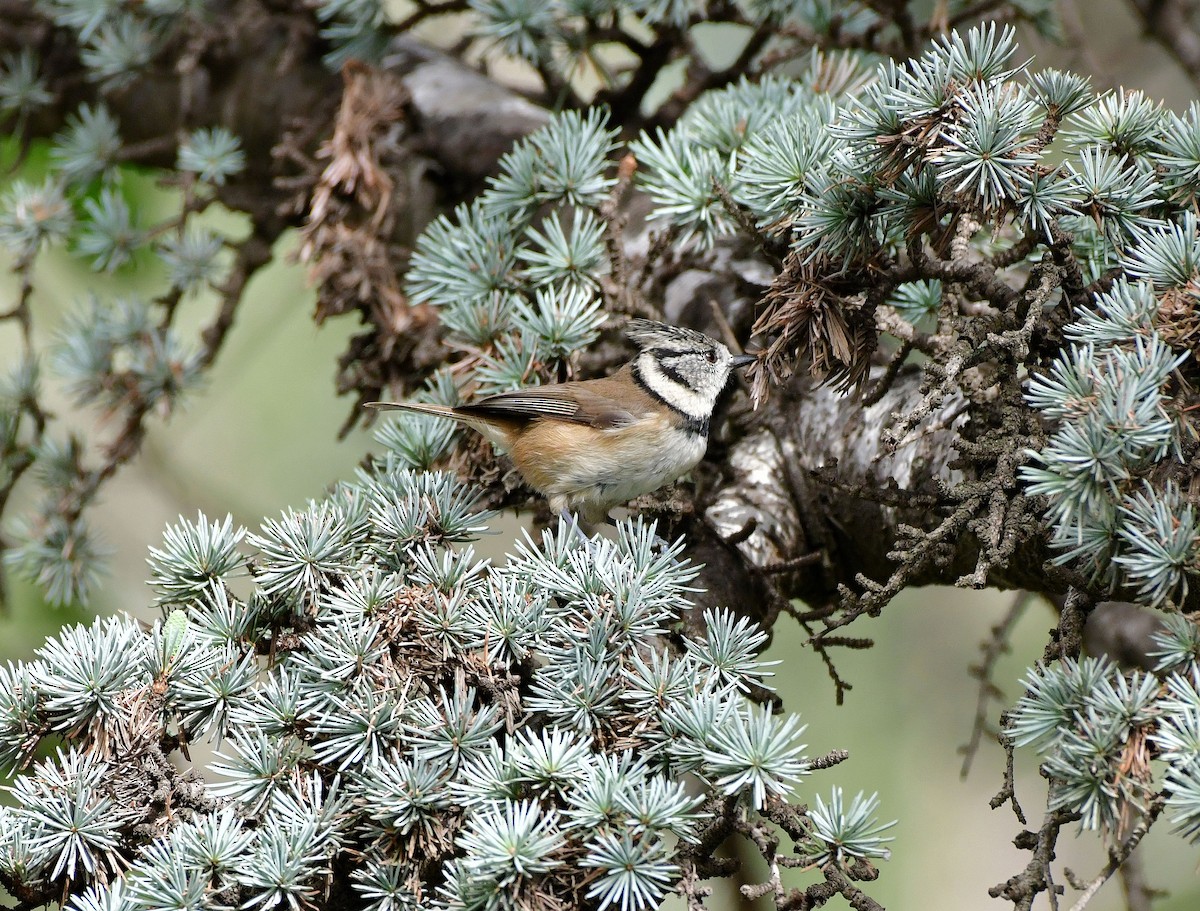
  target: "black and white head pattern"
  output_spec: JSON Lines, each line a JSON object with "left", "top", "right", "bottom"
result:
{"left": 626, "top": 320, "right": 738, "bottom": 430}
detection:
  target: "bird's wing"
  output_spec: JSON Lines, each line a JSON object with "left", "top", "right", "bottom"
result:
{"left": 459, "top": 384, "right": 641, "bottom": 429}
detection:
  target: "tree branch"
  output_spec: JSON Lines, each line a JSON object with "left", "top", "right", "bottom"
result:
{"left": 1126, "top": 0, "right": 1200, "bottom": 86}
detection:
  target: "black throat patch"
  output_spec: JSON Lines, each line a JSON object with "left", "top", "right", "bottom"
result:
{"left": 632, "top": 362, "right": 710, "bottom": 436}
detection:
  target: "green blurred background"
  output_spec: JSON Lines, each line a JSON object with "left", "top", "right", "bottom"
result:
{"left": 3, "top": 1, "right": 1200, "bottom": 907}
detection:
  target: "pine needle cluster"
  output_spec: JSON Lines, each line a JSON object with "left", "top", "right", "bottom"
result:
{"left": 0, "top": 464, "right": 892, "bottom": 910}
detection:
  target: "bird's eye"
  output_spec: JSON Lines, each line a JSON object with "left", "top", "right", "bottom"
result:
{"left": 706, "top": 349, "right": 718, "bottom": 363}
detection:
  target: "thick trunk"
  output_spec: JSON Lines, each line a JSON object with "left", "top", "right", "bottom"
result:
{"left": 688, "top": 368, "right": 1062, "bottom": 624}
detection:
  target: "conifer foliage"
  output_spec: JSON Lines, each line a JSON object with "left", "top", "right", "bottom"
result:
{"left": 4, "top": 1, "right": 1200, "bottom": 908}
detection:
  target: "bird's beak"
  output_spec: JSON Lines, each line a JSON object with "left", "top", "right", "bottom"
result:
{"left": 731, "top": 353, "right": 757, "bottom": 369}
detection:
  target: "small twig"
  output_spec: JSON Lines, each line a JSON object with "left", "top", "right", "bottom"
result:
{"left": 117, "top": 134, "right": 182, "bottom": 162}
{"left": 389, "top": 0, "right": 469, "bottom": 34}
{"left": 990, "top": 229, "right": 1040, "bottom": 269}
{"left": 1047, "top": 586, "right": 1093, "bottom": 662}
{"left": 808, "top": 749, "right": 850, "bottom": 771}
{"left": 987, "top": 257, "right": 1062, "bottom": 361}
{"left": 811, "top": 633, "right": 855, "bottom": 705}
{"left": 1066, "top": 795, "right": 1166, "bottom": 911}
{"left": 818, "top": 497, "right": 981, "bottom": 638}
{"left": 199, "top": 229, "right": 275, "bottom": 367}
{"left": 787, "top": 602, "right": 838, "bottom": 623}
{"left": 989, "top": 719, "right": 1027, "bottom": 824}
{"left": 1117, "top": 850, "right": 1158, "bottom": 911}
{"left": 57, "top": 229, "right": 275, "bottom": 532}
{"left": 873, "top": 304, "right": 936, "bottom": 351}
{"left": 812, "top": 636, "right": 874, "bottom": 649}
{"left": 807, "top": 464, "right": 941, "bottom": 510}
{"left": 0, "top": 261, "right": 48, "bottom": 610}
{"left": 595, "top": 26, "right": 683, "bottom": 130}
{"left": 861, "top": 338, "right": 914, "bottom": 407}
{"left": 650, "top": 18, "right": 773, "bottom": 127}
{"left": 821, "top": 862, "right": 886, "bottom": 911}
{"left": 782, "top": 589, "right": 858, "bottom": 704}
{"left": 707, "top": 297, "right": 741, "bottom": 352}
{"left": 883, "top": 398, "right": 970, "bottom": 454}
{"left": 711, "top": 177, "right": 785, "bottom": 269}
{"left": 631, "top": 226, "right": 677, "bottom": 307}
{"left": 942, "top": 0, "right": 1012, "bottom": 29}
{"left": 760, "top": 551, "right": 824, "bottom": 574}
{"left": 989, "top": 807, "right": 1075, "bottom": 910}
{"left": 960, "top": 591, "right": 1033, "bottom": 778}
{"left": 599, "top": 153, "right": 636, "bottom": 289}
{"left": 719, "top": 515, "right": 758, "bottom": 547}
{"left": 0, "top": 253, "right": 36, "bottom": 344}
{"left": 0, "top": 110, "right": 35, "bottom": 175}
{"left": 1126, "top": 0, "right": 1200, "bottom": 88}
{"left": 597, "top": 154, "right": 656, "bottom": 319}
{"left": 881, "top": 344, "right": 968, "bottom": 452}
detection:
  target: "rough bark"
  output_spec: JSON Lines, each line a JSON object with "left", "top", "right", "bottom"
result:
{"left": 688, "top": 369, "right": 1061, "bottom": 619}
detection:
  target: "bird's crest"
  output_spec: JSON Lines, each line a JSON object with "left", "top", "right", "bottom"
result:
{"left": 625, "top": 319, "right": 718, "bottom": 353}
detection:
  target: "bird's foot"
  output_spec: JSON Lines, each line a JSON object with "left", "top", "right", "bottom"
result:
{"left": 560, "top": 509, "right": 602, "bottom": 558}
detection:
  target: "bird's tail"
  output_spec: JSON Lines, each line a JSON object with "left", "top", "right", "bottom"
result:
{"left": 366, "top": 400, "right": 515, "bottom": 451}
{"left": 365, "top": 401, "right": 462, "bottom": 421}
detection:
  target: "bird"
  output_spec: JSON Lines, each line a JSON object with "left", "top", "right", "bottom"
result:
{"left": 366, "top": 319, "right": 755, "bottom": 530}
